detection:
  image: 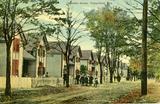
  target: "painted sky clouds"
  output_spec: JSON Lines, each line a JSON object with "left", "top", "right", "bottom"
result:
{"left": 47, "top": 0, "right": 143, "bottom": 51}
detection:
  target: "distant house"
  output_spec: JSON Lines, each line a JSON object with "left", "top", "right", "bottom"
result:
{"left": 46, "top": 42, "right": 82, "bottom": 80}
{"left": 92, "top": 53, "right": 109, "bottom": 82}
{"left": 80, "top": 50, "right": 95, "bottom": 76}
{"left": 70, "top": 46, "right": 82, "bottom": 78}
{"left": 46, "top": 42, "right": 63, "bottom": 78}
{"left": 101, "top": 56, "right": 108, "bottom": 82}
{"left": 25, "top": 34, "right": 49, "bottom": 77}
{"left": 120, "top": 62, "right": 128, "bottom": 78}
{"left": 92, "top": 52, "right": 98, "bottom": 75}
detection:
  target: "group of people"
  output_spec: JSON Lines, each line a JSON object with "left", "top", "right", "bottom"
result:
{"left": 76, "top": 74, "right": 99, "bottom": 87}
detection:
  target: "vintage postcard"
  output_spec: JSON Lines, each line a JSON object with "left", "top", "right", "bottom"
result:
{"left": 0, "top": 0, "right": 160, "bottom": 104}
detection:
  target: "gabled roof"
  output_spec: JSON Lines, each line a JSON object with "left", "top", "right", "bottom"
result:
{"left": 92, "top": 53, "right": 107, "bottom": 64}
{"left": 23, "top": 50, "right": 35, "bottom": 61}
{"left": 92, "top": 52, "right": 98, "bottom": 61}
{"left": 81, "top": 50, "right": 93, "bottom": 60}
{"left": 47, "top": 41, "right": 65, "bottom": 54}
{"left": 25, "top": 34, "right": 49, "bottom": 52}
{"left": 47, "top": 41, "right": 82, "bottom": 57}
{"left": 71, "top": 45, "right": 82, "bottom": 57}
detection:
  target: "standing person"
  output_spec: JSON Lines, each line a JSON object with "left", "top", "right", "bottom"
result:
{"left": 94, "top": 77, "right": 98, "bottom": 87}
{"left": 89, "top": 76, "right": 93, "bottom": 86}
{"left": 63, "top": 69, "right": 67, "bottom": 86}
{"left": 84, "top": 75, "right": 88, "bottom": 86}
{"left": 76, "top": 73, "right": 80, "bottom": 84}
{"left": 80, "top": 74, "right": 85, "bottom": 86}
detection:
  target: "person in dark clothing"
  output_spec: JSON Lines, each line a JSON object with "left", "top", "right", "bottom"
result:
{"left": 80, "top": 75, "right": 85, "bottom": 86}
{"left": 84, "top": 75, "right": 89, "bottom": 86}
{"left": 94, "top": 77, "right": 98, "bottom": 87}
{"left": 89, "top": 76, "right": 93, "bottom": 86}
{"left": 76, "top": 74, "right": 80, "bottom": 84}
{"left": 63, "top": 73, "right": 67, "bottom": 85}
{"left": 63, "top": 69, "right": 67, "bottom": 86}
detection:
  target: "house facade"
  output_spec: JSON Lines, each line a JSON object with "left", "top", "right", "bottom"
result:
{"left": 46, "top": 42, "right": 82, "bottom": 84}
{"left": 25, "top": 34, "right": 49, "bottom": 77}
{"left": 0, "top": 34, "right": 36, "bottom": 88}
{"left": 80, "top": 50, "right": 95, "bottom": 76}
{"left": 0, "top": 34, "right": 60, "bottom": 88}
{"left": 0, "top": 35, "right": 33, "bottom": 77}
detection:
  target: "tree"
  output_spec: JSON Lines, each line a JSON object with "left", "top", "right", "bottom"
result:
{"left": 85, "top": 5, "right": 133, "bottom": 83}
{"left": 80, "top": 65, "right": 87, "bottom": 75}
{"left": 85, "top": 9, "right": 106, "bottom": 84}
{"left": 141, "top": 0, "right": 148, "bottom": 95}
{"left": 50, "top": 3, "right": 85, "bottom": 87}
{"left": 0, "top": 0, "right": 60, "bottom": 96}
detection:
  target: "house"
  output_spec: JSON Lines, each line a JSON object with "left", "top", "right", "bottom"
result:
{"left": 0, "top": 34, "right": 36, "bottom": 88}
{"left": 70, "top": 46, "right": 82, "bottom": 78}
{"left": 24, "top": 34, "right": 49, "bottom": 77}
{"left": 120, "top": 62, "right": 128, "bottom": 78}
{"left": 101, "top": 56, "right": 108, "bottom": 82}
{"left": 92, "top": 52, "right": 99, "bottom": 76}
{"left": 46, "top": 42, "right": 63, "bottom": 78}
{"left": 80, "top": 50, "right": 95, "bottom": 76}
{"left": 46, "top": 42, "right": 82, "bottom": 83}
{"left": 92, "top": 53, "right": 109, "bottom": 82}
{"left": 0, "top": 34, "right": 34, "bottom": 77}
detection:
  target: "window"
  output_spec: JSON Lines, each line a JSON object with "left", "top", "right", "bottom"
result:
{"left": 38, "top": 62, "right": 45, "bottom": 77}
{"left": 76, "top": 57, "right": 80, "bottom": 62}
{"left": 13, "top": 38, "right": 20, "bottom": 52}
{"left": 89, "top": 60, "right": 92, "bottom": 64}
{"left": 12, "top": 60, "right": 19, "bottom": 76}
{"left": 31, "top": 47, "right": 37, "bottom": 57}
{"left": 38, "top": 46, "right": 45, "bottom": 57}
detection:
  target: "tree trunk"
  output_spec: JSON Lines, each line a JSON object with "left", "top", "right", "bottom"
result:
{"left": 99, "top": 63, "right": 103, "bottom": 84}
{"left": 66, "top": 64, "right": 70, "bottom": 87}
{"left": 141, "top": 0, "right": 148, "bottom": 96}
{"left": 65, "top": 55, "right": 70, "bottom": 88}
{"left": 117, "top": 55, "right": 120, "bottom": 76}
{"left": 5, "top": 45, "right": 11, "bottom": 96}
{"left": 107, "top": 52, "right": 113, "bottom": 83}
{"left": 110, "top": 70, "right": 114, "bottom": 83}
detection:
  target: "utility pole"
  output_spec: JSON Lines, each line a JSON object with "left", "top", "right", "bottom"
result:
{"left": 141, "top": 0, "right": 148, "bottom": 96}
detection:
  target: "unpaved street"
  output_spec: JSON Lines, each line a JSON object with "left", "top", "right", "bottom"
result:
{"left": 2, "top": 80, "right": 160, "bottom": 104}
{"left": 1, "top": 81, "right": 141, "bottom": 104}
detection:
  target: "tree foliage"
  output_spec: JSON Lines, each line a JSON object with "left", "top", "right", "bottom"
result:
{"left": 0, "top": 0, "right": 61, "bottom": 96}
{"left": 85, "top": 4, "right": 135, "bottom": 83}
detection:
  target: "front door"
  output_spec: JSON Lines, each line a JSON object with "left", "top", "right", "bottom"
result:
{"left": 22, "top": 60, "right": 29, "bottom": 77}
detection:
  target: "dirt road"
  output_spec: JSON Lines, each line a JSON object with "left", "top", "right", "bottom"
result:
{"left": 3, "top": 80, "right": 159, "bottom": 104}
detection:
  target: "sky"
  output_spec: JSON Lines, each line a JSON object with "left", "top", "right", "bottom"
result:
{"left": 46, "top": 0, "right": 143, "bottom": 64}
{"left": 47, "top": 0, "right": 143, "bottom": 51}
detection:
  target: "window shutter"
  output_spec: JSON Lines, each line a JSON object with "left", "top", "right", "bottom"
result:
{"left": 38, "top": 49, "right": 40, "bottom": 56}
{"left": 43, "top": 50, "right": 45, "bottom": 57}
{"left": 16, "top": 39, "right": 20, "bottom": 52}
{"left": 12, "top": 60, "right": 19, "bottom": 76}
{"left": 13, "top": 40, "right": 16, "bottom": 52}
{"left": 13, "top": 39, "right": 20, "bottom": 52}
